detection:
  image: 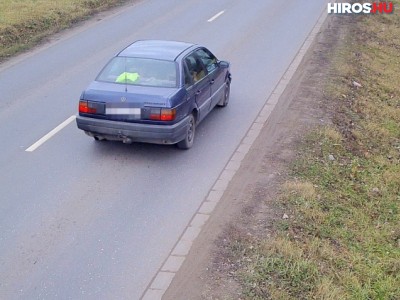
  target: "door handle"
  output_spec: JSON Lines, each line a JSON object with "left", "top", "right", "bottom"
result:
{"left": 195, "top": 90, "right": 201, "bottom": 95}
{"left": 210, "top": 79, "right": 215, "bottom": 85}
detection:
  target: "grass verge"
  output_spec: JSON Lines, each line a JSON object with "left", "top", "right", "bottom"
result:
{"left": 0, "top": 0, "right": 129, "bottom": 62}
{"left": 229, "top": 6, "right": 400, "bottom": 300}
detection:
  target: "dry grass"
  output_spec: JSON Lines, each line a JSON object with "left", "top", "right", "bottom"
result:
{"left": 228, "top": 3, "right": 400, "bottom": 300}
{"left": 0, "top": 0, "right": 128, "bottom": 61}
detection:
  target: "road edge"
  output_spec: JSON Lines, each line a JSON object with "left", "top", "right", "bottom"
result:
{"left": 141, "top": 5, "right": 331, "bottom": 300}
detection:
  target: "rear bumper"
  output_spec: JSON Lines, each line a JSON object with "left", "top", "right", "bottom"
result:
{"left": 76, "top": 115, "right": 189, "bottom": 145}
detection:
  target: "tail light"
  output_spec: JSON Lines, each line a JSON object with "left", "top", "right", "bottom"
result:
{"left": 79, "top": 100, "right": 105, "bottom": 114}
{"left": 149, "top": 108, "right": 176, "bottom": 121}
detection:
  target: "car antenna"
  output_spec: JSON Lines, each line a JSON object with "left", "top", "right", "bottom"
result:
{"left": 124, "top": 57, "right": 128, "bottom": 92}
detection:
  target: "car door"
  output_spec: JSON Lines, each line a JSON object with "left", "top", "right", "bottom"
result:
{"left": 184, "top": 53, "right": 211, "bottom": 122}
{"left": 196, "top": 48, "right": 225, "bottom": 109}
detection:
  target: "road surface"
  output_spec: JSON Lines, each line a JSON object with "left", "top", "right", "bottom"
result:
{"left": 0, "top": 0, "right": 329, "bottom": 298}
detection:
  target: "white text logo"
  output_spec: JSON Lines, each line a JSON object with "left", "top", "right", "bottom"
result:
{"left": 328, "top": 2, "right": 394, "bottom": 14}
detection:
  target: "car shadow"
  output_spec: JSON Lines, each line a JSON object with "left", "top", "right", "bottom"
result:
{"left": 87, "top": 107, "right": 228, "bottom": 159}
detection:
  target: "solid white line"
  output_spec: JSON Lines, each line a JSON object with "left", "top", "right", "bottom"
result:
{"left": 25, "top": 115, "right": 76, "bottom": 152}
{"left": 207, "top": 10, "right": 225, "bottom": 22}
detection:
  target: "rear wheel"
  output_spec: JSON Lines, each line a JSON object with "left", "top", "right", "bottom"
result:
{"left": 177, "top": 114, "right": 195, "bottom": 149}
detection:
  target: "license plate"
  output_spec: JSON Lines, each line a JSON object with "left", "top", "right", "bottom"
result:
{"left": 106, "top": 108, "right": 141, "bottom": 116}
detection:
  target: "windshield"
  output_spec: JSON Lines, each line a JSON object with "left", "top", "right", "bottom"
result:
{"left": 96, "top": 57, "right": 178, "bottom": 88}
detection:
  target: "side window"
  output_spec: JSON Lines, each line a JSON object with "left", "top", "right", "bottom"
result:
{"left": 183, "top": 64, "right": 192, "bottom": 88}
{"left": 185, "top": 54, "right": 206, "bottom": 84}
{"left": 196, "top": 48, "right": 218, "bottom": 73}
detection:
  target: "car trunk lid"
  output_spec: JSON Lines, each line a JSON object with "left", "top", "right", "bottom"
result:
{"left": 82, "top": 81, "right": 178, "bottom": 122}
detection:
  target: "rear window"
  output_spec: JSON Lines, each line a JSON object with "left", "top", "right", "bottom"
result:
{"left": 96, "top": 57, "right": 178, "bottom": 88}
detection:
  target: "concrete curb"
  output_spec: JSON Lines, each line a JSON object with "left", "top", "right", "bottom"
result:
{"left": 141, "top": 6, "right": 330, "bottom": 300}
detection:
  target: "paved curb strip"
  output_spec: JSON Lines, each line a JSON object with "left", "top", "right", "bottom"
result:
{"left": 141, "top": 7, "right": 329, "bottom": 300}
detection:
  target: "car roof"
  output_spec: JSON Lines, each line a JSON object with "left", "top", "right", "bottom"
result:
{"left": 117, "top": 40, "right": 196, "bottom": 61}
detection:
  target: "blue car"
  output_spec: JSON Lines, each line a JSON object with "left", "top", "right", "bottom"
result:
{"left": 76, "top": 40, "right": 231, "bottom": 149}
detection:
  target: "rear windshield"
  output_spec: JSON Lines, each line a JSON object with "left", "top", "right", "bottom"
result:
{"left": 96, "top": 57, "right": 178, "bottom": 88}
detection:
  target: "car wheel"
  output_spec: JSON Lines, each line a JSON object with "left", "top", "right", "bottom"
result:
{"left": 177, "top": 114, "right": 195, "bottom": 149}
{"left": 217, "top": 81, "right": 230, "bottom": 107}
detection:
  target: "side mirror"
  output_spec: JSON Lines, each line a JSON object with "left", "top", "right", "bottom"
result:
{"left": 218, "top": 60, "right": 229, "bottom": 68}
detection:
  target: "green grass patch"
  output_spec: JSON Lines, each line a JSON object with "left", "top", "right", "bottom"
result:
{"left": 0, "top": 0, "right": 129, "bottom": 61}
{"left": 234, "top": 4, "right": 400, "bottom": 300}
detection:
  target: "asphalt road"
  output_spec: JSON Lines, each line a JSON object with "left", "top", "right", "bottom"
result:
{"left": 0, "top": 0, "right": 329, "bottom": 298}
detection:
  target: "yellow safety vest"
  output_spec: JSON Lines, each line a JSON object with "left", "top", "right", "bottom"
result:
{"left": 115, "top": 72, "right": 139, "bottom": 83}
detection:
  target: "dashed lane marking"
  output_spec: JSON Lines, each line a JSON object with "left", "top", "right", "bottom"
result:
{"left": 25, "top": 115, "right": 76, "bottom": 152}
{"left": 207, "top": 10, "right": 225, "bottom": 22}
{"left": 141, "top": 4, "right": 330, "bottom": 300}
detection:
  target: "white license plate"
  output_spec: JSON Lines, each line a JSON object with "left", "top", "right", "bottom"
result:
{"left": 106, "top": 108, "right": 141, "bottom": 115}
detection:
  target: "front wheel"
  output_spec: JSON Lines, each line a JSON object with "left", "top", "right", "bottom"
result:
{"left": 217, "top": 81, "right": 230, "bottom": 107}
{"left": 177, "top": 114, "right": 196, "bottom": 149}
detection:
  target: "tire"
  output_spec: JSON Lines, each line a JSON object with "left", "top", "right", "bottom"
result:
{"left": 217, "top": 81, "right": 230, "bottom": 107}
{"left": 177, "top": 114, "right": 196, "bottom": 149}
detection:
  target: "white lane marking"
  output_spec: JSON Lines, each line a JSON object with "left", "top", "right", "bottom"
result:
{"left": 141, "top": 4, "right": 330, "bottom": 300}
{"left": 207, "top": 10, "right": 225, "bottom": 22}
{"left": 25, "top": 115, "right": 76, "bottom": 152}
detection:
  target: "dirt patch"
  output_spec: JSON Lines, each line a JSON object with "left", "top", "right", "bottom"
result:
{"left": 163, "top": 14, "right": 347, "bottom": 300}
